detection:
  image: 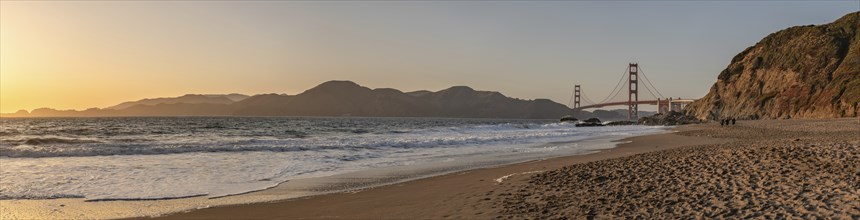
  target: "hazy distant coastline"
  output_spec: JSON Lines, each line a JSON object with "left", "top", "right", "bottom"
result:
{"left": 2, "top": 81, "right": 655, "bottom": 120}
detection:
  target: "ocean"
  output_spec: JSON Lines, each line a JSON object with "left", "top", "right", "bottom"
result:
{"left": 0, "top": 117, "right": 665, "bottom": 201}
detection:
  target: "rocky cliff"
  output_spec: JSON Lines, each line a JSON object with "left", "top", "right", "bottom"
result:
{"left": 686, "top": 12, "right": 860, "bottom": 120}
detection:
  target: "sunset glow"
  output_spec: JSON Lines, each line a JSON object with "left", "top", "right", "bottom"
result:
{"left": 1, "top": 1, "right": 854, "bottom": 113}
{"left": 1, "top": 1, "right": 858, "bottom": 219}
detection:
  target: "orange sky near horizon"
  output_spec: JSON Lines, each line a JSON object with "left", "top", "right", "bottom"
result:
{"left": 0, "top": 1, "right": 538, "bottom": 113}
{"left": 0, "top": 2, "right": 313, "bottom": 113}
{"left": 1, "top": 1, "right": 856, "bottom": 113}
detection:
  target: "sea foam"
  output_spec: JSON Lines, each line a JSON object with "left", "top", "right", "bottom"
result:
{"left": 0, "top": 117, "right": 665, "bottom": 200}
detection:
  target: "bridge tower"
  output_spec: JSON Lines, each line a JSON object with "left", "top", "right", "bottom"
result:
{"left": 628, "top": 63, "right": 639, "bottom": 120}
{"left": 574, "top": 85, "right": 581, "bottom": 109}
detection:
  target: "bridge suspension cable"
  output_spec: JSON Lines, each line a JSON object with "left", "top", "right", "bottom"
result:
{"left": 637, "top": 66, "right": 666, "bottom": 99}
{"left": 567, "top": 84, "right": 577, "bottom": 108}
{"left": 639, "top": 76, "right": 662, "bottom": 101}
{"left": 574, "top": 66, "right": 632, "bottom": 108}
{"left": 572, "top": 63, "right": 671, "bottom": 109}
{"left": 578, "top": 89, "right": 598, "bottom": 105}
{"left": 595, "top": 67, "right": 630, "bottom": 104}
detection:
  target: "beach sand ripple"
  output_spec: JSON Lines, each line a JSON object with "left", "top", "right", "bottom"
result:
{"left": 499, "top": 119, "right": 860, "bottom": 219}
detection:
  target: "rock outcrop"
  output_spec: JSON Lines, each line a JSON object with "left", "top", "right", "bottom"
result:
{"left": 571, "top": 109, "right": 657, "bottom": 121}
{"left": 638, "top": 111, "right": 702, "bottom": 126}
{"left": 686, "top": 12, "right": 860, "bottom": 120}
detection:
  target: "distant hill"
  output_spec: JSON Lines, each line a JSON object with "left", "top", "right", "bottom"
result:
{"left": 106, "top": 94, "right": 249, "bottom": 110}
{"left": 3, "top": 81, "right": 573, "bottom": 119}
{"left": 231, "top": 81, "right": 571, "bottom": 119}
{"left": 24, "top": 103, "right": 235, "bottom": 117}
{"left": 687, "top": 12, "right": 860, "bottom": 119}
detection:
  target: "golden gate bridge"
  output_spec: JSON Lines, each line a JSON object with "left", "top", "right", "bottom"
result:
{"left": 569, "top": 63, "right": 694, "bottom": 120}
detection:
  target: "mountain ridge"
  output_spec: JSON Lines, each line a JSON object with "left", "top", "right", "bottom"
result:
{"left": 3, "top": 81, "right": 577, "bottom": 119}
{"left": 106, "top": 94, "right": 250, "bottom": 110}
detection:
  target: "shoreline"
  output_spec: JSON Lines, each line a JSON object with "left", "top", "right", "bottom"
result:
{"left": 0, "top": 125, "right": 667, "bottom": 220}
{"left": 150, "top": 124, "right": 728, "bottom": 219}
{"left": 3, "top": 119, "right": 854, "bottom": 219}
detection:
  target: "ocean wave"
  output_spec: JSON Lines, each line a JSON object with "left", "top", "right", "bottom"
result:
{"left": 0, "top": 118, "right": 662, "bottom": 159}
{"left": 0, "top": 129, "right": 21, "bottom": 136}
{"left": 56, "top": 128, "right": 95, "bottom": 135}
{"left": 0, "top": 193, "right": 85, "bottom": 200}
{"left": 0, "top": 137, "right": 102, "bottom": 147}
{"left": 0, "top": 118, "right": 667, "bottom": 203}
{"left": 24, "top": 137, "right": 101, "bottom": 145}
{"left": 83, "top": 194, "right": 208, "bottom": 202}
{"left": 0, "top": 124, "right": 654, "bottom": 158}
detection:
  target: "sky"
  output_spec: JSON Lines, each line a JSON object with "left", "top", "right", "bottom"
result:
{"left": 1, "top": 1, "right": 857, "bottom": 113}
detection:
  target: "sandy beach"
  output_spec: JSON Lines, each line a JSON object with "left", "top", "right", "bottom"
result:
{"left": 500, "top": 118, "right": 859, "bottom": 218}
{"left": 150, "top": 118, "right": 858, "bottom": 219}
{"left": 149, "top": 125, "right": 719, "bottom": 219}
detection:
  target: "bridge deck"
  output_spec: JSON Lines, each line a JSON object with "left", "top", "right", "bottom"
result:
{"left": 574, "top": 99, "right": 694, "bottom": 110}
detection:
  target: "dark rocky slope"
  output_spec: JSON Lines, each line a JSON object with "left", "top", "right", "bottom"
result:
{"left": 686, "top": 12, "right": 860, "bottom": 120}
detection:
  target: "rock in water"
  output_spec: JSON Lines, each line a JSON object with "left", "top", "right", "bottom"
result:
{"left": 575, "top": 118, "right": 605, "bottom": 127}
{"left": 560, "top": 115, "right": 578, "bottom": 122}
{"left": 686, "top": 12, "right": 860, "bottom": 120}
{"left": 639, "top": 111, "right": 702, "bottom": 126}
{"left": 583, "top": 118, "right": 601, "bottom": 123}
{"left": 604, "top": 121, "right": 637, "bottom": 126}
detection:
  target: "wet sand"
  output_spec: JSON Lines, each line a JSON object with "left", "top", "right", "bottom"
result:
{"left": 151, "top": 124, "right": 727, "bottom": 219}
